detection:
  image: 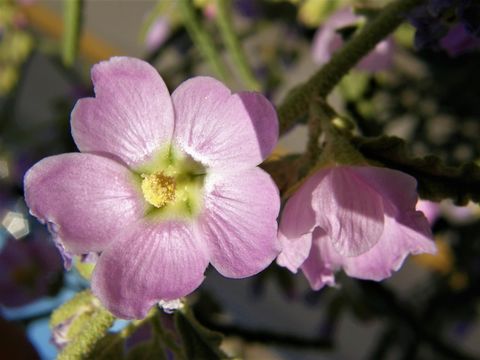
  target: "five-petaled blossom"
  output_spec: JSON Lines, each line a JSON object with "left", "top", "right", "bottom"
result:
{"left": 312, "top": 8, "right": 394, "bottom": 72}
{"left": 24, "top": 57, "right": 280, "bottom": 319}
{"left": 277, "top": 165, "right": 436, "bottom": 290}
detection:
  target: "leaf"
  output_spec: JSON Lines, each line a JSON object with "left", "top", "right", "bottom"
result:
{"left": 174, "top": 309, "right": 227, "bottom": 360}
{"left": 126, "top": 340, "right": 167, "bottom": 360}
{"left": 88, "top": 333, "right": 125, "bottom": 360}
{"left": 352, "top": 135, "right": 480, "bottom": 204}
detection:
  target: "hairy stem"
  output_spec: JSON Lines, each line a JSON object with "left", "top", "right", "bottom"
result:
{"left": 277, "top": 0, "right": 424, "bottom": 135}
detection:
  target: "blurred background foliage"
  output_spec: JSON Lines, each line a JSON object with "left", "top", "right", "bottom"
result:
{"left": 1, "top": 0, "right": 480, "bottom": 359}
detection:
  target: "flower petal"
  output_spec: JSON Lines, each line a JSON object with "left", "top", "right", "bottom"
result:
{"left": 301, "top": 228, "right": 338, "bottom": 290}
{"left": 357, "top": 39, "right": 394, "bottom": 72}
{"left": 312, "top": 167, "right": 385, "bottom": 257}
{"left": 24, "top": 153, "right": 145, "bottom": 254}
{"left": 278, "top": 170, "right": 326, "bottom": 238}
{"left": 312, "top": 8, "right": 359, "bottom": 65}
{"left": 199, "top": 168, "right": 280, "bottom": 278}
{"left": 71, "top": 57, "right": 174, "bottom": 168}
{"left": 276, "top": 232, "right": 312, "bottom": 273}
{"left": 91, "top": 220, "right": 209, "bottom": 319}
{"left": 351, "top": 166, "right": 418, "bottom": 215}
{"left": 172, "top": 77, "right": 278, "bottom": 171}
{"left": 341, "top": 212, "right": 436, "bottom": 280}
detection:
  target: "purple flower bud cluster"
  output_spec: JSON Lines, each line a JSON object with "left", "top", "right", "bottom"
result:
{"left": 409, "top": 0, "right": 480, "bottom": 56}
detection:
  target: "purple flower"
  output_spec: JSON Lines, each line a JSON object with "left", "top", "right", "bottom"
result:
{"left": 409, "top": 0, "right": 480, "bottom": 54}
{"left": 24, "top": 57, "right": 280, "bottom": 319}
{"left": 0, "top": 236, "right": 63, "bottom": 307}
{"left": 440, "top": 23, "right": 480, "bottom": 56}
{"left": 312, "top": 8, "right": 394, "bottom": 72}
{"left": 277, "top": 166, "right": 436, "bottom": 290}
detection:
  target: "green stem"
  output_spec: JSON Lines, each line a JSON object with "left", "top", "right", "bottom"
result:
{"left": 62, "top": 0, "right": 83, "bottom": 67}
{"left": 215, "top": 0, "right": 261, "bottom": 91}
{"left": 277, "top": 0, "right": 425, "bottom": 135}
{"left": 178, "top": 0, "right": 228, "bottom": 81}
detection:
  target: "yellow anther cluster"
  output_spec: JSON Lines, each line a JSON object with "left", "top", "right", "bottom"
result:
{"left": 141, "top": 172, "right": 176, "bottom": 208}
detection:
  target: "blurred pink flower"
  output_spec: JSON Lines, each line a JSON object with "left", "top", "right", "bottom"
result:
{"left": 24, "top": 57, "right": 280, "bottom": 319}
{"left": 417, "top": 199, "right": 480, "bottom": 226}
{"left": 416, "top": 199, "right": 441, "bottom": 225}
{"left": 277, "top": 166, "right": 436, "bottom": 290}
{"left": 312, "top": 8, "right": 394, "bottom": 72}
{"left": 145, "top": 17, "right": 170, "bottom": 52}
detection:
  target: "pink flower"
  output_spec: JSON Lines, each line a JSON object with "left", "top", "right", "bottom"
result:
{"left": 24, "top": 57, "right": 280, "bottom": 319}
{"left": 417, "top": 199, "right": 480, "bottom": 226}
{"left": 312, "top": 8, "right": 394, "bottom": 72}
{"left": 145, "top": 17, "right": 170, "bottom": 52}
{"left": 277, "top": 165, "right": 436, "bottom": 290}
{"left": 416, "top": 199, "right": 441, "bottom": 225}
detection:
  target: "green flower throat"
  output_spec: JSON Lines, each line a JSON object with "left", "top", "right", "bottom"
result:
{"left": 136, "top": 146, "right": 205, "bottom": 219}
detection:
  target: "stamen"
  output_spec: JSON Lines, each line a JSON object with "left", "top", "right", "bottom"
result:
{"left": 141, "top": 172, "right": 176, "bottom": 208}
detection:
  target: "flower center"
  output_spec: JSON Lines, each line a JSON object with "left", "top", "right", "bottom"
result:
{"left": 141, "top": 172, "right": 176, "bottom": 208}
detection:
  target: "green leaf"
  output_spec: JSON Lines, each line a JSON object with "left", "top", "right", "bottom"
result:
{"left": 126, "top": 340, "right": 167, "bottom": 360}
{"left": 87, "top": 333, "right": 125, "bottom": 360}
{"left": 175, "top": 309, "right": 227, "bottom": 360}
{"left": 352, "top": 135, "right": 480, "bottom": 204}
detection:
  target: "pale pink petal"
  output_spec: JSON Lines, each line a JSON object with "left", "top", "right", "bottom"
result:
{"left": 312, "top": 8, "right": 359, "bottom": 65}
{"left": 199, "top": 168, "right": 280, "bottom": 278}
{"left": 341, "top": 212, "right": 436, "bottom": 280}
{"left": 301, "top": 228, "right": 338, "bottom": 290}
{"left": 276, "top": 170, "right": 327, "bottom": 272}
{"left": 352, "top": 166, "right": 419, "bottom": 216}
{"left": 91, "top": 220, "right": 209, "bottom": 319}
{"left": 357, "top": 38, "right": 394, "bottom": 72}
{"left": 276, "top": 231, "right": 312, "bottom": 273}
{"left": 278, "top": 170, "right": 326, "bottom": 239}
{"left": 172, "top": 77, "right": 278, "bottom": 171}
{"left": 71, "top": 57, "right": 174, "bottom": 168}
{"left": 145, "top": 17, "right": 170, "bottom": 51}
{"left": 323, "top": 8, "right": 358, "bottom": 29}
{"left": 24, "top": 153, "right": 145, "bottom": 254}
{"left": 416, "top": 200, "right": 441, "bottom": 225}
{"left": 312, "top": 167, "right": 385, "bottom": 257}
{"left": 312, "top": 8, "right": 393, "bottom": 72}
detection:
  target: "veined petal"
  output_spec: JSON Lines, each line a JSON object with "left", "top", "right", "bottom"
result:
{"left": 24, "top": 153, "right": 145, "bottom": 254}
{"left": 351, "top": 166, "right": 419, "bottom": 215}
{"left": 199, "top": 168, "right": 280, "bottom": 278}
{"left": 71, "top": 57, "right": 174, "bottom": 168}
{"left": 276, "top": 231, "right": 312, "bottom": 273}
{"left": 172, "top": 77, "right": 278, "bottom": 171}
{"left": 279, "top": 170, "right": 327, "bottom": 239}
{"left": 312, "top": 167, "right": 385, "bottom": 257}
{"left": 91, "top": 220, "right": 209, "bottom": 319}
{"left": 301, "top": 228, "right": 338, "bottom": 290}
{"left": 341, "top": 212, "right": 436, "bottom": 280}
